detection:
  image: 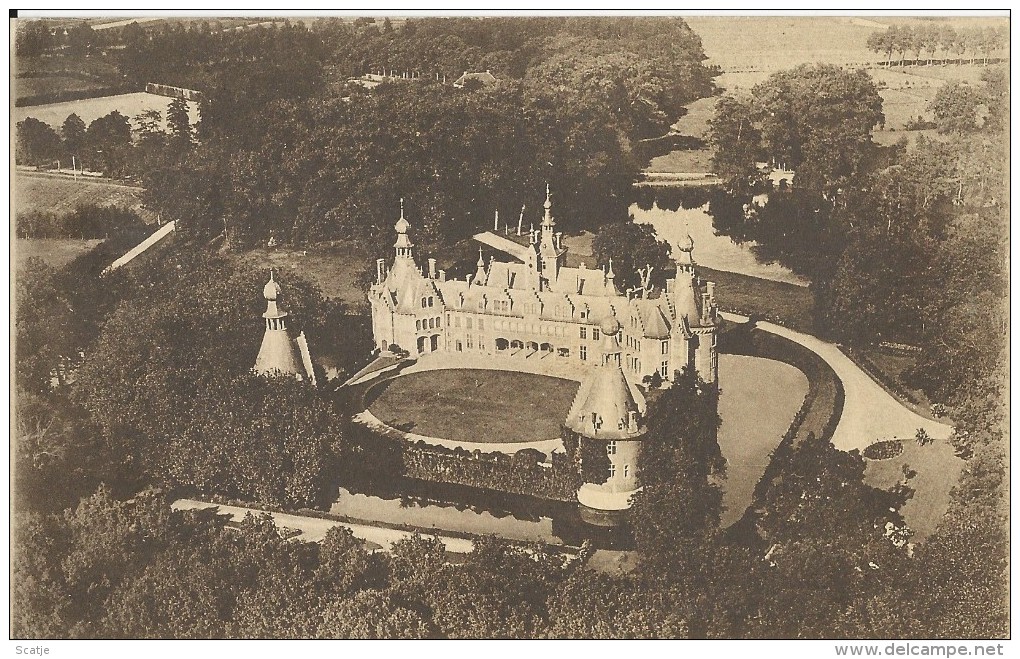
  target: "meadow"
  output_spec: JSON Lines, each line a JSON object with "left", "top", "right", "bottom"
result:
{"left": 14, "top": 171, "right": 152, "bottom": 220}
{"left": 15, "top": 91, "right": 201, "bottom": 132}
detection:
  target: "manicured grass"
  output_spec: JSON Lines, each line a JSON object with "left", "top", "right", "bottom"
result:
{"left": 368, "top": 369, "right": 579, "bottom": 444}
{"left": 14, "top": 171, "right": 152, "bottom": 220}
{"left": 16, "top": 238, "right": 103, "bottom": 272}
{"left": 699, "top": 265, "right": 815, "bottom": 333}
{"left": 237, "top": 242, "right": 374, "bottom": 309}
{"left": 863, "top": 438, "right": 965, "bottom": 542}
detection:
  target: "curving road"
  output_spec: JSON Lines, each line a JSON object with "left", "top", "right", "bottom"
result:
{"left": 721, "top": 313, "right": 953, "bottom": 452}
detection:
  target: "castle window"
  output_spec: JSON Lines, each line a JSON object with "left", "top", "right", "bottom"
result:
{"left": 608, "top": 463, "right": 616, "bottom": 478}
{"left": 421, "top": 298, "right": 427, "bottom": 308}
{"left": 428, "top": 296, "right": 434, "bottom": 307}
{"left": 623, "top": 464, "right": 630, "bottom": 477}
{"left": 467, "top": 318, "right": 473, "bottom": 330}
{"left": 662, "top": 340, "right": 669, "bottom": 354}
{"left": 436, "top": 317, "right": 442, "bottom": 328}
{"left": 607, "top": 441, "right": 617, "bottom": 455}
{"left": 456, "top": 341, "right": 463, "bottom": 352}
{"left": 580, "top": 326, "right": 587, "bottom": 339}
{"left": 593, "top": 328, "right": 600, "bottom": 341}
{"left": 661, "top": 361, "right": 669, "bottom": 378}
{"left": 478, "top": 319, "right": 484, "bottom": 330}
{"left": 580, "top": 345, "right": 587, "bottom": 361}
{"left": 416, "top": 320, "right": 422, "bottom": 331}
{"left": 467, "top": 336, "right": 473, "bottom": 349}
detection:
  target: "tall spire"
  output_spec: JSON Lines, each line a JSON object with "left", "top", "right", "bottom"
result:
{"left": 542, "top": 182, "right": 554, "bottom": 228}
{"left": 676, "top": 218, "right": 695, "bottom": 271}
{"left": 394, "top": 198, "right": 414, "bottom": 260}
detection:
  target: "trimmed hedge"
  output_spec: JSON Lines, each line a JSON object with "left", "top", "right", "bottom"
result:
{"left": 344, "top": 422, "right": 580, "bottom": 502}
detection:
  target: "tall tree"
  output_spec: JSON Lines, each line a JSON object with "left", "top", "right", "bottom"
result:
{"left": 15, "top": 118, "right": 62, "bottom": 166}
{"left": 61, "top": 113, "right": 88, "bottom": 167}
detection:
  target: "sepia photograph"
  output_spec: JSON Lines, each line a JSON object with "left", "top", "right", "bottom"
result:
{"left": 9, "top": 9, "right": 1011, "bottom": 648}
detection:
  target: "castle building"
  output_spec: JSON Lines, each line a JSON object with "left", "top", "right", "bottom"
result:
{"left": 369, "top": 187, "right": 719, "bottom": 388}
{"left": 253, "top": 271, "right": 316, "bottom": 384}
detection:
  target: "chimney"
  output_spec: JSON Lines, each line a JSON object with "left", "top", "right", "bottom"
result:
{"left": 628, "top": 410, "right": 638, "bottom": 432}
{"left": 428, "top": 258, "right": 437, "bottom": 279}
{"left": 467, "top": 273, "right": 474, "bottom": 288}
{"left": 702, "top": 292, "right": 712, "bottom": 320}
{"left": 555, "top": 231, "right": 562, "bottom": 249}
{"left": 439, "top": 269, "right": 447, "bottom": 282}
{"left": 706, "top": 281, "right": 716, "bottom": 301}
{"left": 376, "top": 258, "right": 386, "bottom": 283}
{"left": 666, "top": 278, "right": 674, "bottom": 294}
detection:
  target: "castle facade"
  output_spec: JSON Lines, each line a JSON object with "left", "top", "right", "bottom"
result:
{"left": 369, "top": 188, "right": 719, "bottom": 388}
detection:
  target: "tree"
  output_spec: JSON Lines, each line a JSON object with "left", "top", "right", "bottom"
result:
{"left": 16, "top": 118, "right": 62, "bottom": 166}
{"left": 928, "top": 81, "right": 982, "bottom": 135}
{"left": 166, "top": 98, "right": 193, "bottom": 151}
{"left": 591, "top": 221, "right": 672, "bottom": 291}
{"left": 66, "top": 23, "right": 98, "bottom": 57}
{"left": 85, "top": 111, "right": 132, "bottom": 175}
{"left": 61, "top": 114, "right": 88, "bottom": 167}
{"left": 866, "top": 29, "right": 894, "bottom": 67}
{"left": 708, "top": 95, "right": 764, "bottom": 195}
{"left": 750, "top": 64, "right": 884, "bottom": 197}
{"left": 16, "top": 21, "right": 54, "bottom": 56}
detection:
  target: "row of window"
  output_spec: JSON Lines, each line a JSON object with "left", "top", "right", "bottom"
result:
{"left": 416, "top": 317, "right": 441, "bottom": 332}
{"left": 420, "top": 296, "right": 435, "bottom": 308}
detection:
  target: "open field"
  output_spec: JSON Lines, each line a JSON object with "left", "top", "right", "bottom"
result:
{"left": 671, "top": 95, "right": 717, "bottom": 141}
{"left": 645, "top": 148, "right": 714, "bottom": 174}
{"left": 15, "top": 238, "right": 103, "bottom": 272}
{"left": 15, "top": 92, "right": 201, "bottom": 131}
{"left": 864, "top": 438, "right": 965, "bottom": 542}
{"left": 14, "top": 170, "right": 152, "bottom": 220}
{"left": 368, "top": 370, "right": 578, "bottom": 443}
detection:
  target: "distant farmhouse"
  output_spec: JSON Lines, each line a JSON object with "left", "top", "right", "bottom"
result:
{"left": 452, "top": 70, "right": 497, "bottom": 88}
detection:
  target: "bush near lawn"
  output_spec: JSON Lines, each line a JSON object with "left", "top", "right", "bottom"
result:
{"left": 863, "top": 439, "right": 906, "bottom": 461}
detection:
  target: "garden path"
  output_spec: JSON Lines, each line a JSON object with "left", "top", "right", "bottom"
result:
{"left": 721, "top": 313, "right": 953, "bottom": 451}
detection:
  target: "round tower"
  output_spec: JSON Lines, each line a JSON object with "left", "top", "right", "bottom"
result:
{"left": 565, "top": 317, "right": 647, "bottom": 521}
{"left": 253, "top": 270, "right": 303, "bottom": 378}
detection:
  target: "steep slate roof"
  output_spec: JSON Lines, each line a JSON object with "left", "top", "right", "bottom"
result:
{"left": 474, "top": 231, "right": 533, "bottom": 262}
{"left": 565, "top": 362, "right": 647, "bottom": 440}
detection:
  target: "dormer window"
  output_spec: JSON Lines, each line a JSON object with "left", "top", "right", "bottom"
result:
{"left": 421, "top": 298, "right": 427, "bottom": 308}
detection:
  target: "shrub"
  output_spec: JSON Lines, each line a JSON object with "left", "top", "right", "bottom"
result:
{"left": 862, "top": 439, "right": 905, "bottom": 461}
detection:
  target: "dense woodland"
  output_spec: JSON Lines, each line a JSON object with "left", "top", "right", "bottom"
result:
{"left": 13, "top": 17, "right": 1009, "bottom": 639}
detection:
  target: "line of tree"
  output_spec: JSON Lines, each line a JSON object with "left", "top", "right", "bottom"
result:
{"left": 866, "top": 22, "right": 1008, "bottom": 68}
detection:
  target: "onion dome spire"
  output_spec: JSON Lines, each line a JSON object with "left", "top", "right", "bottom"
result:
{"left": 394, "top": 198, "right": 414, "bottom": 259}
{"left": 542, "top": 182, "right": 554, "bottom": 228}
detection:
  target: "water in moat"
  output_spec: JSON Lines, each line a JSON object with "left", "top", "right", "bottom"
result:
{"left": 630, "top": 200, "right": 810, "bottom": 287}
{"left": 333, "top": 354, "right": 809, "bottom": 546}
